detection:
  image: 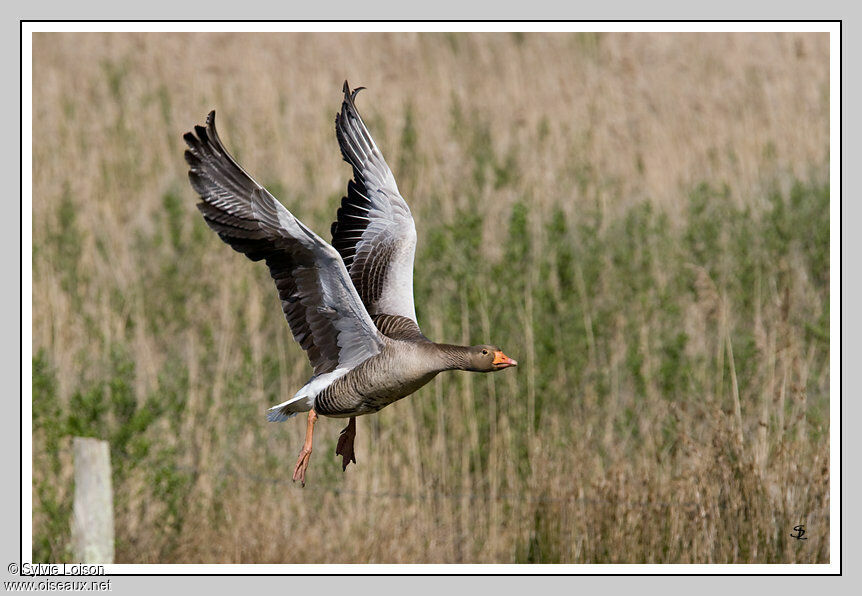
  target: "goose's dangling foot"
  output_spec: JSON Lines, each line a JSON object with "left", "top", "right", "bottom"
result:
{"left": 335, "top": 416, "right": 357, "bottom": 471}
{"left": 292, "top": 409, "right": 318, "bottom": 487}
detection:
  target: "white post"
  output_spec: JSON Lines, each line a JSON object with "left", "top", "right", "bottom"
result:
{"left": 71, "top": 437, "right": 114, "bottom": 563}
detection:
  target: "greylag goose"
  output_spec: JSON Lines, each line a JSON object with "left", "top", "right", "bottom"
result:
{"left": 184, "top": 81, "right": 517, "bottom": 486}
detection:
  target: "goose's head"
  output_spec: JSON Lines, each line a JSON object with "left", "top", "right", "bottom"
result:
{"left": 467, "top": 345, "right": 518, "bottom": 372}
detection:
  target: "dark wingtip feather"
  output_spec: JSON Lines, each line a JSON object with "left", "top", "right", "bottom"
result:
{"left": 341, "top": 81, "right": 366, "bottom": 110}
{"left": 187, "top": 170, "right": 209, "bottom": 196}
{"left": 206, "top": 111, "right": 218, "bottom": 142}
{"left": 183, "top": 131, "right": 204, "bottom": 159}
{"left": 183, "top": 149, "right": 197, "bottom": 167}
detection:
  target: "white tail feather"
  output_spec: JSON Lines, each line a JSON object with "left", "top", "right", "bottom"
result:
{"left": 266, "top": 407, "right": 299, "bottom": 422}
{"left": 266, "top": 395, "right": 312, "bottom": 422}
{"left": 266, "top": 367, "right": 350, "bottom": 422}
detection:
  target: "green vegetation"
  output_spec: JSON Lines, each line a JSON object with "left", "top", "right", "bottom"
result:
{"left": 32, "top": 174, "right": 830, "bottom": 563}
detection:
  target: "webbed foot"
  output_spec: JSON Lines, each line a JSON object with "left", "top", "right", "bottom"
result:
{"left": 335, "top": 417, "right": 357, "bottom": 471}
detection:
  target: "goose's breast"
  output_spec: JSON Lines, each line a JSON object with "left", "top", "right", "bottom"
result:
{"left": 315, "top": 346, "right": 439, "bottom": 417}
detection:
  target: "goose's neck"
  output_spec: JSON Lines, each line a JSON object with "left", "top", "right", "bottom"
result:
{"left": 428, "top": 343, "right": 474, "bottom": 372}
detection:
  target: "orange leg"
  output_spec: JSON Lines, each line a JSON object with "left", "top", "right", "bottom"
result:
{"left": 335, "top": 416, "right": 357, "bottom": 471}
{"left": 292, "top": 409, "right": 318, "bottom": 487}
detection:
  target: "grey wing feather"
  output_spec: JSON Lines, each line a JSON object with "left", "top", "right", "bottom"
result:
{"left": 332, "top": 81, "right": 420, "bottom": 327}
{"left": 184, "top": 111, "right": 383, "bottom": 375}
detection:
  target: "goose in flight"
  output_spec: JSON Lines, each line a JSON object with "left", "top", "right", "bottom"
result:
{"left": 184, "top": 81, "right": 517, "bottom": 486}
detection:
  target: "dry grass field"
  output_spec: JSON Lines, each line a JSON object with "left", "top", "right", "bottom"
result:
{"left": 31, "top": 32, "right": 830, "bottom": 564}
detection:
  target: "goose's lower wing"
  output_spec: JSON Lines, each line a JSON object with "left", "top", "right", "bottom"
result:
{"left": 184, "top": 111, "right": 384, "bottom": 376}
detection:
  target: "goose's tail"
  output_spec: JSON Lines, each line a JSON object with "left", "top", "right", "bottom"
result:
{"left": 267, "top": 368, "right": 350, "bottom": 422}
{"left": 266, "top": 394, "right": 314, "bottom": 422}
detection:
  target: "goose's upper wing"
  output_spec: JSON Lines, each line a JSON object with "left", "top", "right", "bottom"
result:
{"left": 332, "top": 82, "right": 420, "bottom": 335}
{"left": 184, "top": 111, "right": 384, "bottom": 376}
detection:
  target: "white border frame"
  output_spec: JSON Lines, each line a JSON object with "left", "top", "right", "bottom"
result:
{"left": 22, "top": 20, "right": 841, "bottom": 576}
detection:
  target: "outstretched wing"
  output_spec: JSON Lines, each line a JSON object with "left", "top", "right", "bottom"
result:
{"left": 184, "top": 111, "right": 384, "bottom": 376}
{"left": 332, "top": 81, "right": 423, "bottom": 339}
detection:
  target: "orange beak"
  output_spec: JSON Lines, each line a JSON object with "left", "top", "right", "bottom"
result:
{"left": 492, "top": 350, "right": 518, "bottom": 369}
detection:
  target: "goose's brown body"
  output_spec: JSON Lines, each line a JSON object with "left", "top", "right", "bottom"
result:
{"left": 314, "top": 340, "right": 482, "bottom": 417}
{"left": 314, "top": 341, "right": 439, "bottom": 417}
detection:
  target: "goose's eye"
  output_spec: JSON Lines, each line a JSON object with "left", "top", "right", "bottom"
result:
{"left": 482, "top": 349, "right": 488, "bottom": 355}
